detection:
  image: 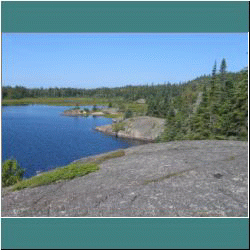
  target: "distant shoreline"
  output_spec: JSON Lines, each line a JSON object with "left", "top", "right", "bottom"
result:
{"left": 1, "top": 97, "right": 110, "bottom": 106}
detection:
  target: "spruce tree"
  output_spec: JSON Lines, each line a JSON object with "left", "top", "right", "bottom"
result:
{"left": 220, "top": 58, "right": 227, "bottom": 93}
{"left": 212, "top": 60, "right": 217, "bottom": 77}
{"left": 210, "top": 61, "right": 217, "bottom": 97}
{"left": 220, "top": 58, "right": 227, "bottom": 74}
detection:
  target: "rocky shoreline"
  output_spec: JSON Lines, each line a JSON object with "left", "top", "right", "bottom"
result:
{"left": 63, "top": 107, "right": 166, "bottom": 142}
{"left": 63, "top": 109, "right": 105, "bottom": 117}
{"left": 2, "top": 140, "right": 248, "bottom": 217}
{"left": 95, "top": 124, "right": 155, "bottom": 142}
{"left": 63, "top": 107, "right": 121, "bottom": 117}
{"left": 95, "top": 116, "right": 165, "bottom": 142}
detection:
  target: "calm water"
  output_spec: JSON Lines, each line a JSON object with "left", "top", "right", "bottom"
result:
{"left": 2, "top": 105, "right": 143, "bottom": 178}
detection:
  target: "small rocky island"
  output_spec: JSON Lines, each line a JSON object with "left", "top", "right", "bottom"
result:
{"left": 63, "top": 107, "right": 121, "bottom": 117}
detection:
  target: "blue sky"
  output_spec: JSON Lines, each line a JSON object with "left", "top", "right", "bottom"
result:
{"left": 2, "top": 33, "right": 248, "bottom": 89}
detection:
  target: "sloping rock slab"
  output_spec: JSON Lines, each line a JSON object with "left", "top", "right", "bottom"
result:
{"left": 1, "top": 140, "right": 248, "bottom": 217}
{"left": 96, "top": 116, "right": 165, "bottom": 141}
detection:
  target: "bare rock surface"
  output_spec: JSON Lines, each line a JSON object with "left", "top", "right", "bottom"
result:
{"left": 96, "top": 116, "right": 165, "bottom": 141}
{"left": 63, "top": 110, "right": 106, "bottom": 117}
{"left": 1, "top": 140, "right": 248, "bottom": 217}
{"left": 63, "top": 109, "right": 88, "bottom": 116}
{"left": 91, "top": 111, "right": 105, "bottom": 116}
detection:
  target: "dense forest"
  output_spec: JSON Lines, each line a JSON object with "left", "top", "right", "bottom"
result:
{"left": 2, "top": 59, "right": 248, "bottom": 141}
{"left": 158, "top": 61, "right": 248, "bottom": 141}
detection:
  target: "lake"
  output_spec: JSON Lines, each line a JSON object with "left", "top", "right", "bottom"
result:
{"left": 1, "top": 105, "right": 143, "bottom": 178}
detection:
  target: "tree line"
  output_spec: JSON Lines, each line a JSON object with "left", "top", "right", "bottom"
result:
{"left": 2, "top": 59, "right": 248, "bottom": 141}
{"left": 2, "top": 78, "right": 210, "bottom": 101}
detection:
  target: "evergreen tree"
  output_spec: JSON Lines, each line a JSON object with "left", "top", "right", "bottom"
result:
{"left": 212, "top": 60, "right": 217, "bottom": 77}
{"left": 220, "top": 58, "right": 227, "bottom": 74}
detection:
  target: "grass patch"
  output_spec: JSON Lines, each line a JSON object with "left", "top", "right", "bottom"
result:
{"left": 111, "top": 101, "right": 147, "bottom": 116}
{"left": 84, "top": 150, "right": 126, "bottom": 164}
{"left": 94, "top": 150, "right": 126, "bottom": 164}
{"left": 143, "top": 167, "right": 197, "bottom": 185}
{"left": 103, "top": 113, "right": 123, "bottom": 119}
{"left": 10, "top": 150, "right": 125, "bottom": 191}
{"left": 12, "top": 162, "right": 99, "bottom": 191}
{"left": 126, "top": 103, "right": 148, "bottom": 115}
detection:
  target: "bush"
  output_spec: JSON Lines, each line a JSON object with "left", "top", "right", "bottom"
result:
{"left": 13, "top": 162, "right": 99, "bottom": 191}
{"left": 118, "top": 103, "right": 126, "bottom": 112}
{"left": 124, "top": 109, "right": 133, "bottom": 119}
{"left": 2, "top": 159, "right": 25, "bottom": 187}
{"left": 70, "top": 106, "right": 80, "bottom": 110}
{"left": 92, "top": 105, "right": 97, "bottom": 111}
{"left": 112, "top": 122, "right": 125, "bottom": 132}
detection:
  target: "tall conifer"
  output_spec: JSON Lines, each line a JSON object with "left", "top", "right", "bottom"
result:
{"left": 220, "top": 58, "right": 227, "bottom": 74}
{"left": 212, "top": 60, "right": 217, "bottom": 77}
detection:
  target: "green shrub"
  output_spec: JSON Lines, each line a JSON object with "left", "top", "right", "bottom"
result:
{"left": 238, "top": 130, "right": 248, "bottom": 140}
{"left": 118, "top": 103, "right": 126, "bottom": 112}
{"left": 214, "top": 135, "right": 227, "bottom": 140}
{"left": 192, "top": 133, "right": 205, "bottom": 140}
{"left": 11, "top": 150, "right": 125, "bottom": 191}
{"left": 112, "top": 122, "right": 125, "bottom": 132}
{"left": 2, "top": 159, "right": 25, "bottom": 187}
{"left": 12, "top": 162, "right": 99, "bottom": 191}
{"left": 67, "top": 106, "right": 80, "bottom": 111}
{"left": 124, "top": 109, "right": 133, "bottom": 119}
